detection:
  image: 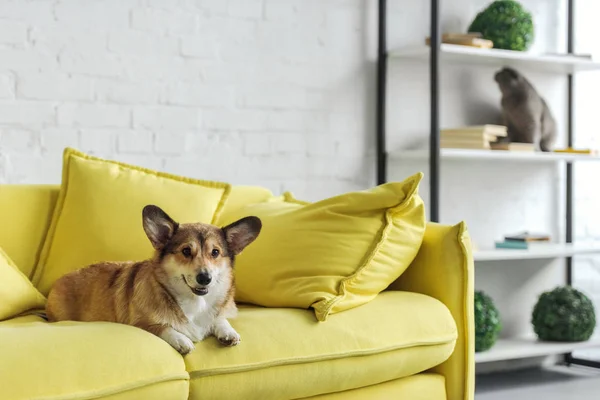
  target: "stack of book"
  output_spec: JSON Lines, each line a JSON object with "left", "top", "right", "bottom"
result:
{"left": 441, "top": 125, "right": 507, "bottom": 150}
{"left": 490, "top": 142, "right": 535, "bottom": 152}
{"left": 495, "top": 231, "right": 551, "bottom": 250}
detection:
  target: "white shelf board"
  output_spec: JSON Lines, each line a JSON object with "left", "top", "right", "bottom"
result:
{"left": 474, "top": 243, "right": 600, "bottom": 262}
{"left": 389, "top": 44, "right": 600, "bottom": 74}
{"left": 476, "top": 337, "right": 600, "bottom": 363}
{"left": 390, "top": 148, "right": 600, "bottom": 163}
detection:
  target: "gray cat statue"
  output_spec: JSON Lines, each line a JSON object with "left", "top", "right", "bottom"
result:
{"left": 494, "top": 67, "right": 557, "bottom": 152}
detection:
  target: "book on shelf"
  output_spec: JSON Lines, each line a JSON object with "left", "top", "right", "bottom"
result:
{"left": 495, "top": 240, "right": 530, "bottom": 250}
{"left": 441, "top": 139, "right": 491, "bottom": 150}
{"left": 425, "top": 33, "right": 493, "bottom": 48}
{"left": 553, "top": 147, "right": 597, "bottom": 155}
{"left": 441, "top": 131, "right": 499, "bottom": 141}
{"left": 504, "top": 231, "right": 551, "bottom": 242}
{"left": 440, "top": 125, "right": 507, "bottom": 150}
{"left": 495, "top": 231, "right": 552, "bottom": 250}
{"left": 490, "top": 142, "right": 535, "bottom": 152}
{"left": 442, "top": 125, "right": 507, "bottom": 137}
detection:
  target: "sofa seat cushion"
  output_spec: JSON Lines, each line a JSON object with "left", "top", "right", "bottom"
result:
{"left": 185, "top": 291, "right": 457, "bottom": 400}
{"left": 0, "top": 315, "right": 189, "bottom": 400}
{"left": 303, "top": 373, "right": 447, "bottom": 400}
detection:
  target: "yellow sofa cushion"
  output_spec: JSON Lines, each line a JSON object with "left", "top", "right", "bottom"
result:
{"left": 217, "top": 184, "right": 274, "bottom": 225}
{"left": 0, "top": 247, "right": 46, "bottom": 321}
{"left": 33, "top": 148, "right": 231, "bottom": 295}
{"left": 304, "top": 373, "right": 447, "bottom": 400}
{"left": 0, "top": 185, "right": 59, "bottom": 278}
{"left": 220, "top": 173, "right": 426, "bottom": 321}
{"left": 0, "top": 315, "right": 189, "bottom": 400}
{"left": 185, "top": 291, "right": 457, "bottom": 400}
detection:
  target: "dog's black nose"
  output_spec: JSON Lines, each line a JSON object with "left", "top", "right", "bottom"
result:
{"left": 196, "top": 272, "right": 212, "bottom": 286}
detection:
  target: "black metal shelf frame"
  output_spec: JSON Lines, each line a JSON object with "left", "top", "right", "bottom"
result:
{"left": 375, "top": 0, "right": 600, "bottom": 369}
{"left": 376, "top": 0, "right": 440, "bottom": 221}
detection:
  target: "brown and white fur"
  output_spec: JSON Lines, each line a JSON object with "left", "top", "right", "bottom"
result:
{"left": 46, "top": 205, "right": 261, "bottom": 355}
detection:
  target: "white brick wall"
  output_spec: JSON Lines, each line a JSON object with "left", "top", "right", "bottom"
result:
{"left": 0, "top": 0, "right": 375, "bottom": 201}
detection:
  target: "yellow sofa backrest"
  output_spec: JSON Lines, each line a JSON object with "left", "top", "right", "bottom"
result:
{"left": 0, "top": 185, "right": 60, "bottom": 278}
{"left": 0, "top": 183, "right": 274, "bottom": 279}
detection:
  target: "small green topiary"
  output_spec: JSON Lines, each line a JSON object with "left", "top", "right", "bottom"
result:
{"left": 532, "top": 286, "right": 596, "bottom": 342}
{"left": 468, "top": 0, "right": 534, "bottom": 51}
{"left": 475, "top": 290, "right": 502, "bottom": 352}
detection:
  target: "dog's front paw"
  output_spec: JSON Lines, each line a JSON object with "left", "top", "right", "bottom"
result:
{"left": 174, "top": 334, "right": 195, "bottom": 355}
{"left": 161, "top": 328, "right": 195, "bottom": 355}
{"left": 217, "top": 329, "right": 241, "bottom": 347}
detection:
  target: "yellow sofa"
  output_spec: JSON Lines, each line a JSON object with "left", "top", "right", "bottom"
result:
{"left": 0, "top": 184, "right": 474, "bottom": 400}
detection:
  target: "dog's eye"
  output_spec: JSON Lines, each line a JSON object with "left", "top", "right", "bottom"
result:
{"left": 182, "top": 247, "right": 192, "bottom": 257}
{"left": 211, "top": 249, "right": 220, "bottom": 258}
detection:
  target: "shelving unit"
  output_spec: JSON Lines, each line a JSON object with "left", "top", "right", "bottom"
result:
{"left": 389, "top": 43, "right": 600, "bottom": 74}
{"left": 390, "top": 148, "right": 600, "bottom": 163}
{"left": 474, "top": 243, "right": 600, "bottom": 262}
{"left": 476, "top": 337, "right": 600, "bottom": 364}
{"left": 376, "top": 0, "right": 600, "bottom": 369}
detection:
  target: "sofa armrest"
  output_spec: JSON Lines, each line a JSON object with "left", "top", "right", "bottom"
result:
{"left": 387, "top": 221, "right": 474, "bottom": 400}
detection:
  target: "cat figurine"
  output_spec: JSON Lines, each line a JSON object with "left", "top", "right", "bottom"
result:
{"left": 494, "top": 67, "right": 557, "bottom": 152}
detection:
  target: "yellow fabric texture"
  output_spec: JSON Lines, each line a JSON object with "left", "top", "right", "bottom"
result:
{"left": 303, "top": 373, "right": 446, "bottom": 400}
{"left": 217, "top": 184, "right": 274, "bottom": 225}
{"left": 0, "top": 181, "right": 470, "bottom": 399}
{"left": 0, "top": 184, "right": 272, "bottom": 276}
{"left": 388, "top": 222, "right": 475, "bottom": 400}
{"left": 0, "top": 247, "right": 46, "bottom": 321}
{"left": 185, "top": 291, "right": 456, "bottom": 400}
{"left": 33, "top": 148, "right": 231, "bottom": 295}
{"left": 220, "top": 172, "right": 426, "bottom": 321}
{"left": 0, "top": 185, "right": 59, "bottom": 278}
{"left": 0, "top": 315, "right": 189, "bottom": 400}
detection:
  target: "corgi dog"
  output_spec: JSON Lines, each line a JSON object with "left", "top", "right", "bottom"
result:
{"left": 46, "top": 205, "right": 261, "bottom": 355}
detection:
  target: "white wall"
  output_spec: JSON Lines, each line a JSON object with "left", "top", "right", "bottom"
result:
{"left": 0, "top": 0, "right": 379, "bottom": 202}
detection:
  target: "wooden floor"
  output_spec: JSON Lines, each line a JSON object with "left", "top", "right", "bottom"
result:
{"left": 476, "top": 366, "right": 600, "bottom": 400}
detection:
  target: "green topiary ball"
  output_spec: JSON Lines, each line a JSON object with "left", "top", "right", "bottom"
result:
{"left": 468, "top": 0, "right": 534, "bottom": 51}
{"left": 475, "top": 290, "right": 502, "bottom": 352}
{"left": 532, "top": 286, "right": 596, "bottom": 342}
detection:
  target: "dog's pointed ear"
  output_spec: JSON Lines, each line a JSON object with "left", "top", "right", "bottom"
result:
{"left": 222, "top": 216, "right": 261, "bottom": 256}
{"left": 142, "top": 205, "right": 178, "bottom": 250}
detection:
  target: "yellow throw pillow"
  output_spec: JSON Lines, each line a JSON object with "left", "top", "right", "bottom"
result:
{"left": 220, "top": 172, "right": 426, "bottom": 321}
{"left": 217, "top": 185, "right": 274, "bottom": 226}
{"left": 0, "top": 246, "right": 46, "bottom": 321}
{"left": 33, "top": 148, "right": 231, "bottom": 295}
